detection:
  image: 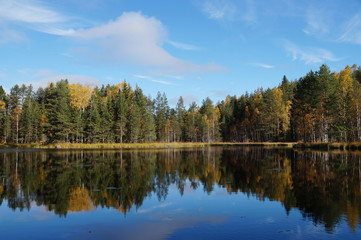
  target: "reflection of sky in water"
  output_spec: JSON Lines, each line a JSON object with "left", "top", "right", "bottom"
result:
{"left": 0, "top": 181, "right": 359, "bottom": 240}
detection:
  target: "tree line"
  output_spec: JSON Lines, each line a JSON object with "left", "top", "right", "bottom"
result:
{"left": 0, "top": 64, "right": 360, "bottom": 144}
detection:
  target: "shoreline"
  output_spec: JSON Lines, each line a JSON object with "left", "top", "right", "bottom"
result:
{"left": 0, "top": 142, "right": 294, "bottom": 150}
{"left": 1, "top": 142, "right": 361, "bottom": 151}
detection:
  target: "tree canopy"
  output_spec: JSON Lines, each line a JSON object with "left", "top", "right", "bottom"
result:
{"left": 0, "top": 64, "right": 360, "bottom": 144}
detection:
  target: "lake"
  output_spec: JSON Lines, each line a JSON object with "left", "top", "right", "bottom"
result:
{"left": 0, "top": 147, "right": 360, "bottom": 239}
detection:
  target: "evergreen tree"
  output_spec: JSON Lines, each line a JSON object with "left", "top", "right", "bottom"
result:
{"left": 8, "top": 84, "right": 26, "bottom": 143}
{"left": 19, "top": 85, "right": 40, "bottom": 143}
{"left": 44, "top": 80, "right": 72, "bottom": 143}
{"left": 84, "top": 88, "right": 102, "bottom": 143}
{"left": 199, "top": 97, "right": 221, "bottom": 142}
{"left": 113, "top": 82, "right": 132, "bottom": 143}
{"left": 134, "top": 87, "right": 156, "bottom": 143}
{"left": 155, "top": 92, "right": 169, "bottom": 142}
{"left": 184, "top": 102, "right": 199, "bottom": 142}
{"left": 129, "top": 87, "right": 141, "bottom": 143}
{"left": 175, "top": 96, "right": 186, "bottom": 142}
{"left": 0, "top": 63, "right": 359, "bottom": 144}
{"left": 291, "top": 65, "right": 340, "bottom": 142}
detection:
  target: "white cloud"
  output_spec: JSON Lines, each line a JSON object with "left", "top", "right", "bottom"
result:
{"left": 167, "top": 40, "right": 200, "bottom": 50}
{"left": 165, "top": 75, "right": 184, "bottom": 80}
{"left": 202, "top": 0, "right": 236, "bottom": 20}
{"left": 137, "top": 202, "right": 173, "bottom": 214}
{"left": 0, "top": 2, "right": 224, "bottom": 74}
{"left": 38, "top": 27, "right": 75, "bottom": 36}
{"left": 250, "top": 63, "right": 274, "bottom": 69}
{"left": 284, "top": 41, "right": 339, "bottom": 64}
{"left": 339, "top": 12, "right": 361, "bottom": 44}
{"left": 0, "top": 0, "right": 75, "bottom": 37}
{"left": 71, "top": 12, "right": 224, "bottom": 73}
{"left": 0, "top": 0, "right": 66, "bottom": 23}
{"left": 133, "top": 74, "right": 175, "bottom": 85}
{"left": 150, "top": 79, "right": 175, "bottom": 85}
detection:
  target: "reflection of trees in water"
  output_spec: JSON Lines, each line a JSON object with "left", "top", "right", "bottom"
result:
{"left": 0, "top": 148, "right": 360, "bottom": 231}
{"left": 291, "top": 151, "right": 361, "bottom": 232}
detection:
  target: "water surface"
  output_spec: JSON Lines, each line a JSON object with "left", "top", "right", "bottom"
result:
{"left": 0, "top": 147, "right": 360, "bottom": 239}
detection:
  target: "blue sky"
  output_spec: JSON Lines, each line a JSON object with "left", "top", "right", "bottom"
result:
{"left": 0, "top": 0, "right": 360, "bottom": 106}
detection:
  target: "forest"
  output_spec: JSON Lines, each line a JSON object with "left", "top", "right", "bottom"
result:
{"left": 0, "top": 64, "right": 360, "bottom": 144}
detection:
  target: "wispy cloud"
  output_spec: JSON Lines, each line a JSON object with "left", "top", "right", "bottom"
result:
{"left": 284, "top": 41, "right": 339, "bottom": 64}
{"left": 303, "top": 7, "right": 331, "bottom": 36}
{"left": 151, "top": 79, "right": 175, "bottom": 85}
{"left": 137, "top": 202, "right": 173, "bottom": 214}
{"left": 250, "top": 63, "right": 274, "bottom": 69}
{"left": 339, "top": 12, "right": 361, "bottom": 45}
{"left": 165, "top": 75, "right": 184, "bottom": 80}
{"left": 0, "top": 0, "right": 74, "bottom": 36}
{"left": 0, "top": 2, "right": 224, "bottom": 74}
{"left": 70, "top": 12, "right": 224, "bottom": 73}
{"left": 0, "top": 0, "right": 66, "bottom": 23}
{"left": 202, "top": 0, "right": 236, "bottom": 21}
{"left": 133, "top": 74, "right": 175, "bottom": 85}
{"left": 167, "top": 40, "right": 200, "bottom": 50}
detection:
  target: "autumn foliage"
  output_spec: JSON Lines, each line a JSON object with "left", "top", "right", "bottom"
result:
{"left": 0, "top": 64, "right": 360, "bottom": 144}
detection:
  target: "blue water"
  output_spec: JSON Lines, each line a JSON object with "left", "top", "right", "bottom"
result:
{"left": 0, "top": 148, "right": 360, "bottom": 239}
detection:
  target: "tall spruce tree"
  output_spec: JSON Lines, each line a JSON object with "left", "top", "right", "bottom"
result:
{"left": 44, "top": 80, "right": 72, "bottom": 143}
{"left": 175, "top": 96, "right": 186, "bottom": 142}
{"left": 19, "top": 85, "right": 40, "bottom": 143}
{"left": 84, "top": 88, "right": 102, "bottom": 143}
{"left": 155, "top": 92, "right": 169, "bottom": 142}
{"left": 113, "top": 82, "right": 132, "bottom": 143}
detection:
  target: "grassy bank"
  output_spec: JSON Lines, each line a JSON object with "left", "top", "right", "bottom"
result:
{"left": 1, "top": 142, "right": 360, "bottom": 151}
{"left": 0, "top": 142, "right": 296, "bottom": 150}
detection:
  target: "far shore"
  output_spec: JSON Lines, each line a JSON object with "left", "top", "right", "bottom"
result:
{"left": 0, "top": 142, "right": 294, "bottom": 150}
{"left": 1, "top": 142, "right": 361, "bottom": 151}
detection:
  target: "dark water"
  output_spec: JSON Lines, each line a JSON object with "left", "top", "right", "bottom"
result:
{"left": 0, "top": 147, "right": 360, "bottom": 240}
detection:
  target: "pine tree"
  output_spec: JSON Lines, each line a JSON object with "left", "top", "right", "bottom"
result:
{"left": 113, "top": 82, "right": 132, "bottom": 143}
{"left": 199, "top": 97, "right": 221, "bottom": 142}
{"left": 291, "top": 65, "right": 340, "bottom": 142}
{"left": 44, "top": 80, "right": 72, "bottom": 143}
{"left": 184, "top": 102, "right": 199, "bottom": 142}
{"left": 19, "top": 85, "right": 41, "bottom": 143}
{"left": 84, "top": 88, "right": 102, "bottom": 143}
{"left": 175, "top": 96, "right": 186, "bottom": 142}
{"left": 134, "top": 87, "right": 156, "bottom": 143}
{"left": 8, "top": 84, "right": 26, "bottom": 143}
{"left": 155, "top": 92, "right": 169, "bottom": 142}
{"left": 129, "top": 87, "right": 141, "bottom": 143}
